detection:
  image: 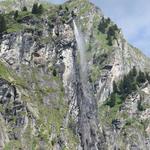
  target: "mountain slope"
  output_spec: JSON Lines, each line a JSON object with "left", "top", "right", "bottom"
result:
{"left": 0, "top": 0, "right": 150, "bottom": 149}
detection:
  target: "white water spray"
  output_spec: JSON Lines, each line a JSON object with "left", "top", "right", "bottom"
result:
{"left": 73, "top": 21, "right": 99, "bottom": 150}
{"left": 73, "top": 20, "right": 88, "bottom": 84}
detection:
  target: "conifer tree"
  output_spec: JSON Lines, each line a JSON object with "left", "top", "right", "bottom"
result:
{"left": 0, "top": 15, "right": 6, "bottom": 34}
{"left": 32, "top": 3, "right": 44, "bottom": 14}
{"left": 137, "top": 71, "right": 146, "bottom": 84}
{"left": 32, "top": 3, "right": 38, "bottom": 14}
{"left": 98, "top": 17, "right": 107, "bottom": 34}
{"left": 14, "top": 10, "right": 19, "bottom": 20}
{"left": 146, "top": 72, "right": 150, "bottom": 83}
{"left": 106, "top": 93, "right": 116, "bottom": 107}
{"left": 113, "top": 81, "right": 118, "bottom": 93}
{"left": 38, "top": 4, "right": 44, "bottom": 14}
{"left": 22, "top": 6, "right": 27, "bottom": 11}
{"left": 132, "top": 66, "right": 137, "bottom": 77}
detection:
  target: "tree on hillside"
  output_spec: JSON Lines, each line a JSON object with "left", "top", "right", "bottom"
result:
{"left": 65, "top": 6, "right": 69, "bottom": 11}
{"left": 53, "top": 68, "right": 57, "bottom": 77}
{"left": 14, "top": 10, "right": 19, "bottom": 20}
{"left": 32, "top": 3, "right": 44, "bottom": 14}
{"left": 32, "top": 3, "right": 38, "bottom": 14}
{"left": 106, "top": 93, "right": 116, "bottom": 107}
{"left": 119, "top": 75, "right": 133, "bottom": 98}
{"left": 132, "top": 66, "right": 137, "bottom": 77}
{"left": 22, "top": 6, "right": 27, "bottom": 11}
{"left": 98, "top": 17, "right": 108, "bottom": 34}
{"left": 0, "top": 15, "right": 6, "bottom": 34}
{"left": 107, "top": 25, "right": 118, "bottom": 39}
{"left": 137, "top": 100, "right": 145, "bottom": 111}
{"left": 137, "top": 71, "right": 146, "bottom": 84}
{"left": 59, "top": 5, "right": 63, "bottom": 10}
{"left": 146, "top": 72, "right": 150, "bottom": 83}
{"left": 38, "top": 4, "right": 44, "bottom": 14}
{"left": 113, "top": 81, "right": 118, "bottom": 93}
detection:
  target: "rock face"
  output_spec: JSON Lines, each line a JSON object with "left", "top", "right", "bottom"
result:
{"left": 0, "top": 0, "right": 149, "bottom": 149}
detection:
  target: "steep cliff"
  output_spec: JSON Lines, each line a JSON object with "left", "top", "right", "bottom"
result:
{"left": 0, "top": 0, "right": 150, "bottom": 149}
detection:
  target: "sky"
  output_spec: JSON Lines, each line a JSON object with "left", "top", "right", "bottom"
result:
{"left": 47, "top": 0, "right": 150, "bottom": 57}
{"left": 90, "top": 0, "right": 150, "bottom": 57}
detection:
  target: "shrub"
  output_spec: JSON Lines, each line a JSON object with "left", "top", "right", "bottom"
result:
{"left": 52, "top": 69, "right": 57, "bottom": 77}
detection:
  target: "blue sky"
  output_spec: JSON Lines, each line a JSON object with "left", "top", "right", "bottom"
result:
{"left": 47, "top": 0, "right": 150, "bottom": 57}
{"left": 90, "top": 0, "right": 150, "bottom": 57}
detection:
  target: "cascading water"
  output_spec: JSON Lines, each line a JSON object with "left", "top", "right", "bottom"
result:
{"left": 73, "top": 20, "right": 88, "bottom": 85}
{"left": 73, "top": 20, "right": 101, "bottom": 150}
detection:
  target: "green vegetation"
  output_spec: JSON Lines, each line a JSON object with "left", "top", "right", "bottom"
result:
{"left": 0, "top": 2, "right": 47, "bottom": 33}
{"left": 52, "top": 68, "right": 57, "bottom": 77}
{"left": 88, "top": 15, "right": 113, "bottom": 83}
{"left": 0, "top": 64, "right": 70, "bottom": 149}
{"left": 99, "top": 67, "right": 149, "bottom": 127}
{"left": 137, "top": 100, "right": 145, "bottom": 111}
{"left": 99, "top": 66, "right": 150, "bottom": 129}
{"left": 113, "top": 81, "right": 118, "bottom": 93}
{"left": 136, "top": 70, "right": 146, "bottom": 84}
{"left": 3, "top": 9, "right": 44, "bottom": 33}
{"left": 0, "top": 14, "right": 7, "bottom": 34}
{"left": 4, "top": 140, "right": 22, "bottom": 150}
{"left": 7, "top": 23, "right": 23, "bottom": 33}
{"left": 67, "top": 0, "right": 91, "bottom": 15}
{"left": 107, "top": 24, "right": 119, "bottom": 45}
{"left": 32, "top": 3, "right": 39, "bottom": 14}
{"left": 92, "top": 15, "right": 112, "bottom": 52}
{"left": 90, "top": 65, "right": 101, "bottom": 82}
{"left": 98, "top": 17, "right": 120, "bottom": 45}
{"left": 32, "top": 3, "right": 44, "bottom": 14}
{"left": 38, "top": 4, "right": 44, "bottom": 14}
{"left": 22, "top": 6, "right": 27, "bottom": 11}
{"left": 98, "top": 17, "right": 111, "bottom": 33}
{"left": 14, "top": 10, "right": 19, "bottom": 20}
{"left": 106, "top": 67, "right": 148, "bottom": 108}
{"left": 106, "top": 91, "right": 122, "bottom": 108}
{"left": 99, "top": 98, "right": 122, "bottom": 125}
{"left": 146, "top": 72, "right": 150, "bottom": 83}
{"left": 3, "top": 12, "right": 23, "bottom": 33}
{"left": 15, "top": 11, "right": 34, "bottom": 22}
{"left": 0, "top": 62, "right": 11, "bottom": 79}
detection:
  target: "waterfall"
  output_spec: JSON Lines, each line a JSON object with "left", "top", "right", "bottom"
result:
{"left": 73, "top": 20, "right": 100, "bottom": 149}
{"left": 73, "top": 20, "right": 88, "bottom": 84}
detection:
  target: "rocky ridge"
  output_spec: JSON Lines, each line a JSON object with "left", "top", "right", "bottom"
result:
{"left": 0, "top": 0, "right": 149, "bottom": 149}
